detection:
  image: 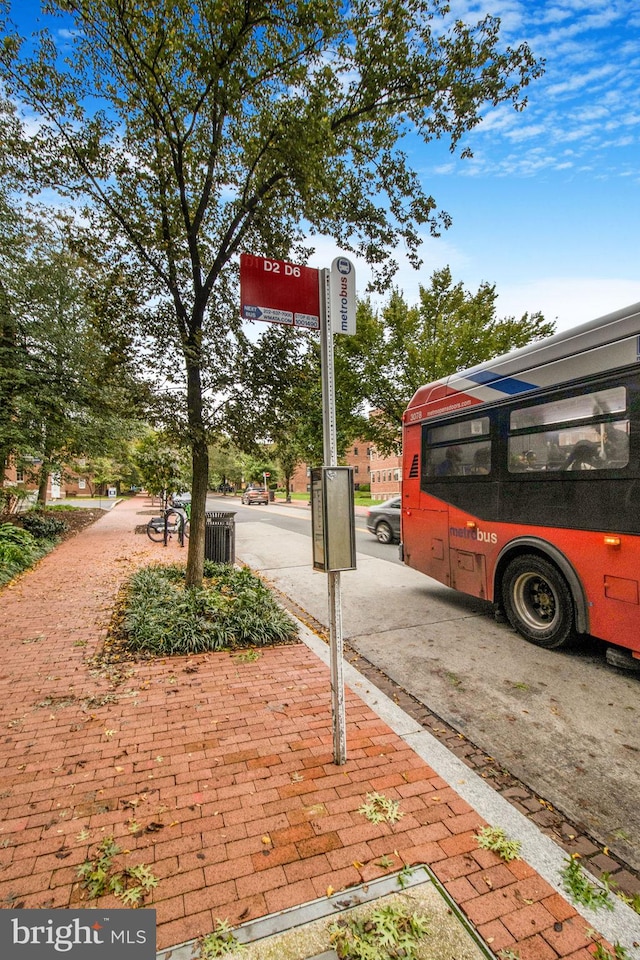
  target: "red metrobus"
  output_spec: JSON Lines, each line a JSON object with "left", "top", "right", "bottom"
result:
{"left": 401, "top": 302, "right": 640, "bottom": 657}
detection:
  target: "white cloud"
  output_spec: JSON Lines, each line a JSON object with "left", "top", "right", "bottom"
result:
{"left": 495, "top": 277, "right": 640, "bottom": 332}
{"left": 305, "top": 232, "right": 470, "bottom": 303}
{"left": 545, "top": 64, "right": 619, "bottom": 98}
{"left": 305, "top": 244, "right": 640, "bottom": 340}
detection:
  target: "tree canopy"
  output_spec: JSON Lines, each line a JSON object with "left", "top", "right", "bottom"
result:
{"left": 0, "top": 197, "right": 148, "bottom": 501}
{"left": 343, "top": 268, "right": 556, "bottom": 450}
{"left": 135, "top": 432, "right": 191, "bottom": 501}
{"left": 0, "top": 0, "right": 543, "bottom": 583}
{"left": 237, "top": 269, "right": 555, "bottom": 459}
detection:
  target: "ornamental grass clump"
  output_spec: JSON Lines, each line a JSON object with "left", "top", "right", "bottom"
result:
{"left": 120, "top": 562, "right": 298, "bottom": 656}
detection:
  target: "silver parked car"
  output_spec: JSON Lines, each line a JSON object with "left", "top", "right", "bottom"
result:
{"left": 241, "top": 486, "right": 269, "bottom": 505}
{"left": 366, "top": 495, "right": 401, "bottom": 543}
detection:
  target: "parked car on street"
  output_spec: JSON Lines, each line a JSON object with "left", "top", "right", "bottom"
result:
{"left": 170, "top": 491, "right": 192, "bottom": 508}
{"left": 241, "top": 486, "right": 269, "bottom": 505}
{"left": 366, "top": 496, "right": 401, "bottom": 543}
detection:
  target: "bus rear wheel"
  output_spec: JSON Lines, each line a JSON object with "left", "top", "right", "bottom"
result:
{"left": 502, "top": 554, "right": 576, "bottom": 649}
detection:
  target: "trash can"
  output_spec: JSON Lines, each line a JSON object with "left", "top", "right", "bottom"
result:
{"left": 204, "top": 511, "right": 236, "bottom": 563}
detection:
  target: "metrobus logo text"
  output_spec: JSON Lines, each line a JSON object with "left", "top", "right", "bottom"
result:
{"left": 449, "top": 525, "right": 498, "bottom": 544}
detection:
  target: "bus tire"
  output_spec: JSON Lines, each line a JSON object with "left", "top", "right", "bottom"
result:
{"left": 502, "top": 554, "right": 576, "bottom": 649}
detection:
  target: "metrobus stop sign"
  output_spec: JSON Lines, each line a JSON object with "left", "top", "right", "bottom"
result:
{"left": 240, "top": 253, "right": 320, "bottom": 330}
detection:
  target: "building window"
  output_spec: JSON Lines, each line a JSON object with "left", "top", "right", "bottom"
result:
{"left": 16, "top": 468, "right": 24, "bottom": 482}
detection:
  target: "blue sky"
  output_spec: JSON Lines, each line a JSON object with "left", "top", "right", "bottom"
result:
{"left": 9, "top": 0, "right": 640, "bottom": 334}
{"left": 337, "top": 0, "right": 640, "bottom": 332}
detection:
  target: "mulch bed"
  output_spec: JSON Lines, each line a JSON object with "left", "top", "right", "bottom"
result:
{"left": 1, "top": 506, "right": 107, "bottom": 540}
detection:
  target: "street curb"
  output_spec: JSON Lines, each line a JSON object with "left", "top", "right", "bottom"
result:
{"left": 295, "top": 621, "right": 640, "bottom": 958}
{"left": 156, "top": 868, "right": 498, "bottom": 960}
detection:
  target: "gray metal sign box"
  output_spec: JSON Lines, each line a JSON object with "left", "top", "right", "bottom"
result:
{"left": 311, "top": 466, "right": 357, "bottom": 572}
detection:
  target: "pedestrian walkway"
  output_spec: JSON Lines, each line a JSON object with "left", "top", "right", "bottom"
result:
{"left": 0, "top": 496, "right": 638, "bottom": 959}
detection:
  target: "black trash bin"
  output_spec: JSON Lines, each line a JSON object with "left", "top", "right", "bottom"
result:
{"left": 204, "top": 511, "right": 236, "bottom": 563}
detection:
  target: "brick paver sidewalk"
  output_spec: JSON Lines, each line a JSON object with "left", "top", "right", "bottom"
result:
{"left": 0, "top": 497, "right": 622, "bottom": 957}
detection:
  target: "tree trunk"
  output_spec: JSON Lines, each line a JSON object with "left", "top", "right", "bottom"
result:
{"left": 37, "top": 466, "right": 49, "bottom": 506}
{"left": 185, "top": 350, "right": 208, "bottom": 588}
{"left": 0, "top": 283, "right": 19, "bottom": 481}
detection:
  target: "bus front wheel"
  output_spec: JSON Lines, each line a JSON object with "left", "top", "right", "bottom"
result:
{"left": 502, "top": 554, "right": 576, "bottom": 649}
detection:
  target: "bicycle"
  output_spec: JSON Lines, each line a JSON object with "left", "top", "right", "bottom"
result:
{"left": 146, "top": 504, "right": 190, "bottom": 545}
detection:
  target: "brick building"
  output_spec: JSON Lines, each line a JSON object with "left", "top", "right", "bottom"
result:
{"left": 369, "top": 444, "right": 402, "bottom": 500}
{"left": 2, "top": 457, "right": 111, "bottom": 508}
{"left": 288, "top": 440, "right": 401, "bottom": 499}
{"left": 289, "top": 440, "right": 372, "bottom": 493}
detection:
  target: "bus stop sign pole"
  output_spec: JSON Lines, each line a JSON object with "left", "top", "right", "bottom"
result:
{"left": 319, "top": 267, "right": 347, "bottom": 766}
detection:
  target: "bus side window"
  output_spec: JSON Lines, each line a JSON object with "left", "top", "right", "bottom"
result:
{"left": 435, "top": 446, "right": 463, "bottom": 476}
{"left": 427, "top": 440, "right": 491, "bottom": 478}
{"left": 508, "top": 419, "right": 630, "bottom": 472}
{"left": 470, "top": 443, "right": 491, "bottom": 474}
{"left": 603, "top": 422, "right": 630, "bottom": 466}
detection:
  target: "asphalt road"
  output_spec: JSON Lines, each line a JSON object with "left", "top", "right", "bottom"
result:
{"left": 223, "top": 496, "right": 640, "bottom": 876}
{"left": 215, "top": 496, "right": 400, "bottom": 562}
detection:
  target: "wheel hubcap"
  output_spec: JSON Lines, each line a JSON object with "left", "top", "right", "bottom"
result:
{"left": 513, "top": 572, "right": 558, "bottom": 632}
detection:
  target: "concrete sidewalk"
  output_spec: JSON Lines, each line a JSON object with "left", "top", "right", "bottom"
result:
{"left": 0, "top": 495, "right": 638, "bottom": 959}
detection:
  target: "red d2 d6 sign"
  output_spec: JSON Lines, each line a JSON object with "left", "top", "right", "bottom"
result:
{"left": 240, "top": 253, "right": 320, "bottom": 330}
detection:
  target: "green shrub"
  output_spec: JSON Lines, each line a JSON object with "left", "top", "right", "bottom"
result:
{"left": 0, "top": 485, "right": 32, "bottom": 513}
{"left": 21, "top": 511, "right": 68, "bottom": 539}
{"left": 0, "top": 523, "right": 50, "bottom": 586}
{"left": 120, "top": 562, "right": 298, "bottom": 655}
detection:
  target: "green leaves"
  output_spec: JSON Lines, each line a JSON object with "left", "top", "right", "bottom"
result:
{"left": 336, "top": 270, "right": 555, "bottom": 454}
{"left": 561, "top": 855, "right": 614, "bottom": 912}
{"left": 0, "top": 1, "right": 545, "bottom": 587}
{"left": 1, "top": 0, "right": 544, "bottom": 293}
{"left": 77, "top": 836, "right": 158, "bottom": 906}
{"left": 200, "top": 918, "right": 245, "bottom": 958}
{"left": 0, "top": 521, "right": 52, "bottom": 587}
{"left": 475, "top": 825, "right": 522, "bottom": 863}
{"left": 358, "top": 792, "right": 404, "bottom": 826}
{"left": 329, "top": 902, "right": 429, "bottom": 960}
{"left": 118, "top": 561, "right": 298, "bottom": 656}
{"left": 20, "top": 511, "right": 68, "bottom": 539}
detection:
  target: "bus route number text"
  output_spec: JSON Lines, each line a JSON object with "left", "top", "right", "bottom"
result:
{"left": 263, "top": 260, "right": 301, "bottom": 277}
